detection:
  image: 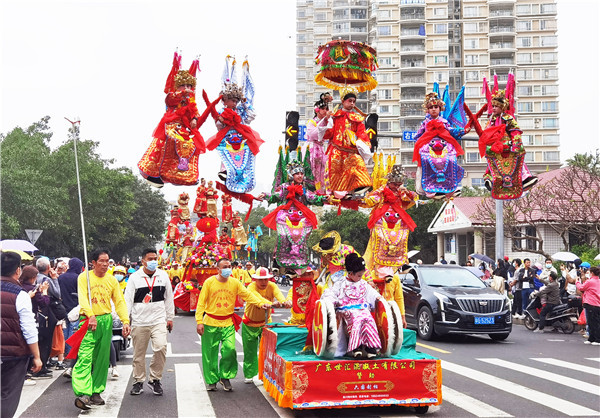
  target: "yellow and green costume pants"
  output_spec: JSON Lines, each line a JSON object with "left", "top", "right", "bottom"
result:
{"left": 201, "top": 325, "right": 237, "bottom": 384}
{"left": 72, "top": 314, "right": 112, "bottom": 396}
{"left": 241, "top": 323, "right": 263, "bottom": 379}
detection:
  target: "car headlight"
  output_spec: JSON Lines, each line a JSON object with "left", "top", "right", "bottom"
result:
{"left": 434, "top": 291, "right": 451, "bottom": 311}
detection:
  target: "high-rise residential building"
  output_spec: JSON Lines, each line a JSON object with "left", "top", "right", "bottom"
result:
{"left": 296, "top": 0, "right": 561, "bottom": 185}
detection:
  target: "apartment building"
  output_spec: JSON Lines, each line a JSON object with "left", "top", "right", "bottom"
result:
{"left": 296, "top": 0, "right": 561, "bottom": 185}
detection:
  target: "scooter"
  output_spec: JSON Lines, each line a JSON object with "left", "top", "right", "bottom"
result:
{"left": 111, "top": 317, "right": 131, "bottom": 362}
{"left": 523, "top": 291, "right": 578, "bottom": 334}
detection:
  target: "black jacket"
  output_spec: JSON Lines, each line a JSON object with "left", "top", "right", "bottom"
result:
{"left": 58, "top": 258, "right": 83, "bottom": 312}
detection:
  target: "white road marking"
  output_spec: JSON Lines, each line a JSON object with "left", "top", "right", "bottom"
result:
{"left": 441, "top": 385, "right": 513, "bottom": 417}
{"left": 586, "top": 358, "right": 600, "bottom": 362}
{"left": 15, "top": 373, "right": 61, "bottom": 418}
{"left": 175, "top": 363, "right": 216, "bottom": 418}
{"left": 80, "top": 365, "right": 133, "bottom": 417}
{"left": 442, "top": 360, "right": 600, "bottom": 416}
{"left": 166, "top": 342, "right": 172, "bottom": 356}
{"left": 531, "top": 358, "right": 600, "bottom": 376}
{"left": 478, "top": 358, "right": 600, "bottom": 396}
{"left": 123, "top": 352, "right": 242, "bottom": 359}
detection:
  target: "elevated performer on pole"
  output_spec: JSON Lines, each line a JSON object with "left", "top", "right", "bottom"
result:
{"left": 138, "top": 52, "right": 217, "bottom": 187}
{"left": 259, "top": 160, "right": 329, "bottom": 272}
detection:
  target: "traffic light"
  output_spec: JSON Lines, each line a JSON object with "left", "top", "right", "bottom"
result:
{"left": 365, "top": 113, "right": 378, "bottom": 152}
{"left": 285, "top": 111, "right": 299, "bottom": 151}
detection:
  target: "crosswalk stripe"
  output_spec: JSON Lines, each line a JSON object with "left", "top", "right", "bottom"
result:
{"left": 531, "top": 358, "right": 600, "bottom": 376}
{"left": 175, "top": 363, "right": 216, "bottom": 418}
{"left": 123, "top": 352, "right": 243, "bottom": 359}
{"left": 15, "top": 373, "right": 61, "bottom": 418}
{"left": 478, "top": 358, "right": 600, "bottom": 396}
{"left": 441, "top": 385, "right": 513, "bottom": 417}
{"left": 79, "top": 365, "right": 133, "bottom": 417}
{"left": 442, "top": 360, "right": 600, "bottom": 416}
{"left": 587, "top": 358, "right": 600, "bottom": 362}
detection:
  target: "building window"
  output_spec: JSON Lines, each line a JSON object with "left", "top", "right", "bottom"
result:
{"left": 433, "top": 55, "right": 448, "bottom": 65}
{"left": 542, "top": 101, "right": 558, "bottom": 112}
{"left": 379, "top": 137, "right": 392, "bottom": 148}
{"left": 378, "top": 26, "right": 392, "bottom": 36}
{"left": 543, "top": 134, "right": 559, "bottom": 145}
{"left": 541, "top": 3, "right": 557, "bottom": 14}
{"left": 466, "top": 152, "right": 480, "bottom": 163}
{"left": 542, "top": 118, "right": 559, "bottom": 128}
{"left": 464, "top": 39, "right": 480, "bottom": 49}
{"left": 525, "top": 226, "right": 537, "bottom": 251}
{"left": 379, "top": 121, "right": 392, "bottom": 132}
{"left": 540, "top": 19, "right": 557, "bottom": 30}
{"left": 465, "top": 87, "right": 479, "bottom": 98}
{"left": 517, "top": 37, "right": 532, "bottom": 48}
{"left": 541, "top": 85, "right": 559, "bottom": 95}
{"left": 434, "top": 23, "right": 447, "bottom": 34}
{"left": 464, "top": 6, "right": 479, "bottom": 17}
{"left": 516, "top": 69, "right": 533, "bottom": 80}
{"left": 463, "top": 22, "right": 477, "bottom": 33}
{"left": 540, "top": 36, "right": 558, "bottom": 47}
{"left": 512, "top": 227, "right": 523, "bottom": 250}
{"left": 379, "top": 57, "right": 392, "bottom": 67}
{"left": 379, "top": 105, "right": 390, "bottom": 114}
{"left": 543, "top": 151, "right": 560, "bottom": 162}
{"left": 433, "top": 39, "right": 448, "bottom": 49}
{"left": 465, "top": 71, "right": 479, "bottom": 81}
{"left": 296, "top": 58, "right": 307, "bottom": 66}
{"left": 517, "top": 53, "right": 532, "bottom": 64}
{"left": 314, "top": 12, "right": 327, "bottom": 21}
{"left": 445, "top": 234, "right": 454, "bottom": 254}
{"left": 541, "top": 69, "right": 558, "bottom": 79}
{"left": 471, "top": 178, "right": 485, "bottom": 188}
{"left": 516, "top": 20, "right": 532, "bottom": 31}
{"left": 379, "top": 89, "right": 392, "bottom": 100}
{"left": 541, "top": 52, "right": 558, "bottom": 63}
{"left": 433, "top": 72, "right": 448, "bottom": 82}
{"left": 517, "top": 102, "right": 533, "bottom": 113}
{"left": 433, "top": 8, "right": 447, "bottom": 17}
{"left": 378, "top": 10, "right": 391, "bottom": 19}
{"left": 465, "top": 55, "right": 479, "bottom": 65}
{"left": 516, "top": 4, "right": 531, "bottom": 15}
{"left": 521, "top": 135, "right": 532, "bottom": 146}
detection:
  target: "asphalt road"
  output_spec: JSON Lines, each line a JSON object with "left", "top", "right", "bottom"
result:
{"left": 15, "top": 304, "right": 600, "bottom": 418}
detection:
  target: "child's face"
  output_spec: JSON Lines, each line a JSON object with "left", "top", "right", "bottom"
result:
{"left": 492, "top": 104, "right": 503, "bottom": 116}
{"left": 317, "top": 107, "right": 328, "bottom": 118}
{"left": 342, "top": 97, "right": 356, "bottom": 111}
{"left": 224, "top": 97, "right": 239, "bottom": 109}
{"left": 427, "top": 105, "right": 440, "bottom": 118}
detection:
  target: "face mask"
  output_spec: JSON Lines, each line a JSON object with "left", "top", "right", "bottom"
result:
{"left": 114, "top": 274, "right": 125, "bottom": 282}
{"left": 220, "top": 268, "right": 232, "bottom": 278}
{"left": 146, "top": 260, "right": 158, "bottom": 272}
{"left": 546, "top": 264, "right": 552, "bottom": 269}
{"left": 586, "top": 273, "right": 591, "bottom": 279}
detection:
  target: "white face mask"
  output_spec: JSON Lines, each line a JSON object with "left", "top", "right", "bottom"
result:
{"left": 585, "top": 273, "right": 591, "bottom": 279}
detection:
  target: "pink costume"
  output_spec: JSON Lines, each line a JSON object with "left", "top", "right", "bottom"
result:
{"left": 322, "top": 276, "right": 381, "bottom": 353}
{"left": 306, "top": 116, "right": 333, "bottom": 192}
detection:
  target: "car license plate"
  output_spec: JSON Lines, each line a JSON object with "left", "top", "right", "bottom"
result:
{"left": 474, "top": 316, "right": 494, "bottom": 325}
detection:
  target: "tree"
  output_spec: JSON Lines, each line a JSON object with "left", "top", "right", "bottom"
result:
{"left": 407, "top": 200, "right": 443, "bottom": 263}
{"left": 567, "top": 150, "right": 600, "bottom": 176}
{"left": 313, "top": 209, "right": 371, "bottom": 254}
{"left": 1, "top": 118, "right": 170, "bottom": 260}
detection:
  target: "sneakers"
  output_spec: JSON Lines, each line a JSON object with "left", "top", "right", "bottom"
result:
{"left": 31, "top": 370, "right": 53, "bottom": 379}
{"left": 55, "top": 362, "right": 66, "bottom": 370}
{"left": 253, "top": 375, "right": 263, "bottom": 386}
{"left": 130, "top": 382, "right": 144, "bottom": 395}
{"left": 206, "top": 383, "right": 217, "bottom": 391}
{"left": 533, "top": 329, "right": 544, "bottom": 333}
{"left": 74, "top": 395, "right": 91, "bottom": 410}
{"left": 592, "top": 342, "right": 600, "bottom": 346}
{"left": 63, "top": 368, "right": 72, "bottom": 379}
{"left": 23, "top": 378, "right": 36, "bottom": 386}
{"left": 517, "top": 314, "right": 526, "bottom": 320}
{"left": 584, "top": 340, "right": 592, "bottom": 344}
{"left": 244, "top": 378, "right": 253, "bottom": 384}
{"left": 148, "top": 380, "right": 163, "bottom": 396}
{"left": 219, "top": 378, "right": 233, "bottom": 392}
{"left": 110, "top": 366, "right": 119, "bottom": 379}
{"left": 90, "top": 393, "right": 105, "bottom": 406}
{"left": 365, "top": 347, "right": 378, "bottom": 359}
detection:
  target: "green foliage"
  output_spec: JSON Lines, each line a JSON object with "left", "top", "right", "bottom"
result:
{"left": 407, "top": 200, "right": 444, "bottom": 263}
{"left": 567, "top": 150, "right": 600, "bottom": 176}
{"left": 571, "top": 244, "right": 600, "bottom": 266}
{"left": 314, "top": 209, "right": 370, "bottom": 254}
{"left": 1, "top": 118, "right": 169, "bottom": 260}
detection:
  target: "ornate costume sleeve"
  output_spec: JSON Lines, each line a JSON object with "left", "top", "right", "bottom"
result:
{"left": 413, "top": 116, "right": 429, "bottom": 141}
{"left": 304, "top": 189, "right": 328, "bottom": 206}
{"left": 362, "top": 186, "right": 384, "bottom": 208}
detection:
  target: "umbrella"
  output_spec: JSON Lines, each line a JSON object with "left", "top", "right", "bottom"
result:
{"left": 407, "top": 250, "right": 420, "bottom": 259}
{"left": 594, "top": 254, "right": 600, "bottom": 261}
{"left": 469, "top": 253, "right": 494, "bottom": 265}
{"left": 0, "top": 239, "right": 38, "bottom": 252}
{"left": 3, "top": 249, "right": 33, "bottom": 261}
{"left": 551, "top": 251, "right": 579, "bottom": 262}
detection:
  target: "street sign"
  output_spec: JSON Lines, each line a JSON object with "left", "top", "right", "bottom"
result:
{"left": 403, "top": 131, "right": 417, "bottom": 142}
{"left": 298, "top": 125, "right": 306, "bottom": 142}
{"left": 25, "top": 229, "right": 43, "bottom": 245}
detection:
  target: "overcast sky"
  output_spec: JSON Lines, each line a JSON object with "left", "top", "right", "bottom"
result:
{"left": 1, "top": 0, "right": 599, "bottom": 208}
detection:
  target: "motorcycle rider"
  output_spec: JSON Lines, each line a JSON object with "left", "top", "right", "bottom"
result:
{"left": 533, "top": 272, "right": 560, "bottom": 333}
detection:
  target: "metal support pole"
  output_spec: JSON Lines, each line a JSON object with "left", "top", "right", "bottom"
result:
{"left": 495, "top": 199, "right": 504, "bottom": 264}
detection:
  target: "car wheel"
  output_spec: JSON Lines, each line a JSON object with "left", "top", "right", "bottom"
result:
{"left": 489, "top": 332, "right": 510, "bottom": 341}
{"left": 523, "top": 316, "right": 537, "bottom": 330}
{"left": 417, "top": 306, "right": 435, "bottom": 340}
{"left": 414, "top": 406, "right": 429, "bottom": 414}
{"left": 560, "top": 319, "right": 574, "bottom": 334}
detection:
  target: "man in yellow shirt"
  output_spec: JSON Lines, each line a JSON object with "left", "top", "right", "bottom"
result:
{"left": 242, "top": 267, "right": 291, "bottom": 384}
{"left": 378, "top": 266, "right": 408, "bottom": 328}
{"left": 72, "top": 250, "right": 130, "bottom": 410}
{"left": 196, "top": 258, "right": 271, "bottom": 392}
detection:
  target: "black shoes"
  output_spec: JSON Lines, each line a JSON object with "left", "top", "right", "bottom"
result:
{"left": 148, "top": 380, "right": 163, "bottom": 396}
{"left": 130, "top": 381, "right": 144, "bottom": 395}
{"left": 365, "top": 347, "right": 378, "bottom": 359}
{"left": 74, "top": 395, "right": 91, "bottom": 410}
{"left": 206, "top": 383, "right": 217, "bottom": 391}
{"left": 219, "top": 378, "right": 233, "bottom": 392}
{"left": 90, "top": 393, "right": 105, "bottom": 406}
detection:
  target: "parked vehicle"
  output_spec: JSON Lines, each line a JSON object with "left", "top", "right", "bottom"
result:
{"left": 401, "top": 264, "right": 512, "bottom": 341}
{"left": 523, "top": 291, "right": 578, "bottom": 334}
{"left": 112, "top": 317, "right": 131, "bottom": 361}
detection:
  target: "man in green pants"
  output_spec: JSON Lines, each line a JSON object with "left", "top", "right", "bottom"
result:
{"left": 195, "top": 258, "right": 270, "bottom": 392}
{"left": 71, "top": 249, "right": 130, "bottom": 410}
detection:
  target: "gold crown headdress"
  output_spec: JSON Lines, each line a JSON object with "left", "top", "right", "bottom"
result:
{"left": 174, "top": 70, "right": 197, "bottom": 89}
{"left": 385, "top": 164, "right": 406, "bottom": 184}
{"left": 221, "top": 82, "right": 245, "bottom": 102}
{"left": 491, "top": 89, "right": 509, "bottom": 110}
{"left": 422, "top": 92, "right": 446, "bottom": 111}
{"left": 339, "top": 85, "right": 359, "bottom": 101}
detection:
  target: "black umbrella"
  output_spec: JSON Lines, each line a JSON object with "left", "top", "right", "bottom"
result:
{"left": 470, "top": 253, "right": 494, "bottom": 265}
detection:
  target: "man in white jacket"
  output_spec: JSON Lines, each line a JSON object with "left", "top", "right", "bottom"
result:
{"left": 125, "top": 248, "right": 174, "bottom": 396}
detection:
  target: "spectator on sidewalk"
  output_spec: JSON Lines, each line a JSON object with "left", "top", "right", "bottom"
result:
{"left": 1, "top": 252, "right": 43, "bottom": 417}
{"left": 58, "top": 257, "right": 84, "bottom": 377}
{"left": 509, "top": 259, "right": 523, "bottom": 318}
{"left": 577, "top": 266, "right": 600, "bottom": 346}
{"left": 125, "top": 249, "right": 174, "bottom": 396}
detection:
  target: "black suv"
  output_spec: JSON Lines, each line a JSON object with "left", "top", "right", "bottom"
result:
{"left": 401, "top": 264, "right": 512, "bottom": 341}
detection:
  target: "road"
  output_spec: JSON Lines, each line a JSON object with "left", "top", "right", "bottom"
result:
{"left": 15, "top": 309, "right": 600, "bottom": 417}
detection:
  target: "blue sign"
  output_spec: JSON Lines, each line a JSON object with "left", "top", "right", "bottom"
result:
{"left": 298, "top": 124, "right": 307, "bottom": 142}
{"left": 403, "top": 131, "right": 417, "bottom": 142}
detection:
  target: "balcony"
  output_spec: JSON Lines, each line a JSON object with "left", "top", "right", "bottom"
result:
{"left": 401, "top": 60, "right": 425, "bottom": 69}
{"left": 401, "top": 12, "right": 425, "bottom": 22}
{"left": 489, "top": 26, "right": 515, "bottom": 34}
{"left": 489, "top": 10, "right": 514, "bottom": 18}
{"left": 489, "top": 58, "right": 515, "bottom": 68}
{"left": 400, "top": 29, "right": 425, "bottom": 40}
{"left": 400, "top": 76, "right": 426, "bottom": 87}
{"left": 400, "top": 0, "right": 425, "bottom": 7}
{"left": 399, "top": 46, "right": 426, "bottom": 56}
